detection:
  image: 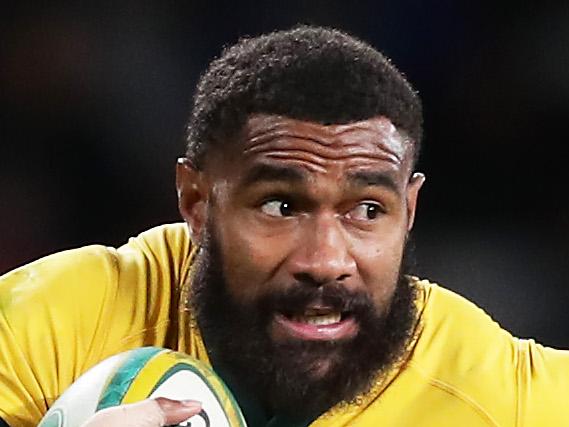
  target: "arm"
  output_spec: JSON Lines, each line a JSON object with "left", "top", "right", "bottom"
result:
{"left": 0, "top": 246, "right": 118, "bottom": 426}
{"left": 0, "top": 225, "right": 190, "bottom": 426}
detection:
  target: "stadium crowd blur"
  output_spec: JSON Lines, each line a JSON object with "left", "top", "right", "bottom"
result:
{"left": 2, "top": 1, "right": 568, "bottom": 346}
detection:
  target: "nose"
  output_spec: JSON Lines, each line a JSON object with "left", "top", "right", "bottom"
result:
{"left": 288, "top": 213, "right": 357, "bottom": 286}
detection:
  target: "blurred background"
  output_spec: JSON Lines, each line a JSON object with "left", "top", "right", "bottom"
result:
{"left": 1, "top": 1, "right": 568, "bottom": 346}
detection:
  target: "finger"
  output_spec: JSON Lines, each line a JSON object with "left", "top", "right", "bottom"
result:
{"left": 80, "top": 398, "right": 202, "bottom": 427}
{"left": 155, "top": 397, "right": 203, "bottom": 425}
{"left": 81, "top": 399, "right": 165, "bottom": 427}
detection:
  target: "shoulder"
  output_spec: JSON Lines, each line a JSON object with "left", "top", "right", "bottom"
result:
{"left": 121, "top": 222, "right": 192, "bottom": 260}
{"left": 0, "top": 223, "right": 196, "bottom": 343}
{"left": 0, "top": 222, "right": 195, "bottom": 360}
{"left": 112, "top": 222, "right": 194, "bottom": 291}
{"left": 413, "top": 279, "right": 515, "bottom": 352}
{"left": 405, "top": 279, "right": 519, "bottom": 425}
{"left": 0, "top": 243, "right": 118, "bottom": 425}
{"left": 408, "top": 279, "right": 569, "bottom": 424}
{"left": 413, "top": 278, "right": 516, "bottom": 364}
{"left": 0, "top": 223, "right": 195, "bottom": 426}
{"left": 0, "top": 243, "right": 116, "bottom": 313}
{"left": 0, "top": 223, "right": 193, "bottom": 313}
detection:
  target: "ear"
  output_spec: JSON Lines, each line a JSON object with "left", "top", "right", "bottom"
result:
{"left": 406, "top": 172, "right": 426, "bottom": 231}
{"left": 176, "top": 158, "right": 209, "bottom": 242}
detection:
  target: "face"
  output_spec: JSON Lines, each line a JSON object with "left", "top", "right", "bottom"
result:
{"left": 177, "top": 114, "right": 425, "bottom": 415}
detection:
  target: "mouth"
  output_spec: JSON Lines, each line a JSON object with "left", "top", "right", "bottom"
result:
{"left": 271, "top": 306, "right": 359, "bottom": 342}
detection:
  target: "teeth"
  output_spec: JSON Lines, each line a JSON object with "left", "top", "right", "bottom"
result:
{"left": 293, "top": 312, "right": 341, "bottom": 325}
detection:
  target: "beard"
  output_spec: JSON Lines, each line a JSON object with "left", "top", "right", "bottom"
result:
{"left": 189, "top": 225, "right": 418, "bottom": 419}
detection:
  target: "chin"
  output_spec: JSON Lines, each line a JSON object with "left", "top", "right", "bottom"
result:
{"left": 308, "top": 358, "right": 334, "bottom": 379}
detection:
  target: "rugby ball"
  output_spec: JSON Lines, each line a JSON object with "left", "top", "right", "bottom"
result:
{"left": 38, "top": 347, "right": 247, "bottom": 427}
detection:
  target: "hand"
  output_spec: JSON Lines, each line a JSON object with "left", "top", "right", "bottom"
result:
{"left": 81, "top": 397, "right": 202, "bottom": 427}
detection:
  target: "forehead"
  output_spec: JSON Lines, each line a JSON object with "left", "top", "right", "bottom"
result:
{"left": 206, "top": 114, "right": 415, "bottom": 187}
{"left": 239, "top": 114, "right": 412, "bottom": 171}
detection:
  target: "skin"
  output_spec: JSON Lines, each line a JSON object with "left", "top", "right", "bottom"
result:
{"left": 78, "top": 113, "right": 424, "bottom": 425}
{"left": 81, "top": 398, "right": 202, "bottom": 426}
{"left": 177, "top": 113, "right": 425, "bottom": 348}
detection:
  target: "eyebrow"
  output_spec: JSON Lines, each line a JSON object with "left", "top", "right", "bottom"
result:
{"left": 347, "top": 171, "right": 400, "bottom": 195}
{"left": 240, "top": 163, "right": 401, "bottom": 195}
{"left": 241, "top": 163, "right": 306, "bottom": 187}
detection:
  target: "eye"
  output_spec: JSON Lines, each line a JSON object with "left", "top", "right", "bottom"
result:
{"left": 260, "top": 199, "right": 294, "bottom": 217}
{"left": 347, "top": 202, "right": 383, "bottom": 221}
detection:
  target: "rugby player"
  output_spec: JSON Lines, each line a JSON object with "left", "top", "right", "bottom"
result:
{"left": 1, "top": 26, "right": 568, "bottom": 426}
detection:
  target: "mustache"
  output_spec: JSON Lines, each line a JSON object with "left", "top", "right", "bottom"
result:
{"left": 257, "top": 282, "right": 377, "bottom": 317}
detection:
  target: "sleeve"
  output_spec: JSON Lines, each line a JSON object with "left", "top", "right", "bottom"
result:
{"left": 517, "top": 338, "right": 569, "bottom": 425}
{"left": 0, "top": 246, "right": 119, "bottom": 427}
{"left": 0, "top": 224, "right": 192, "bottom": 427}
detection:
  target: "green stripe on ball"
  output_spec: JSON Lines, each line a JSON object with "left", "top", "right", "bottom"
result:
{"left": 96, "top": 347, "right": 163, "bottom": 410}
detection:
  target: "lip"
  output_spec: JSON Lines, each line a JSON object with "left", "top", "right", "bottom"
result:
{"left": 271, "top": 313, "right": 359, "bottom": 342}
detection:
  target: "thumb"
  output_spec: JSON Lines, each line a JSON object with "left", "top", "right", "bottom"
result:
{"left": 81, "top": 398, "right": 202, "bottom": 427}
{"left": 155, "top": 397, "right": 203, "bottom": 425}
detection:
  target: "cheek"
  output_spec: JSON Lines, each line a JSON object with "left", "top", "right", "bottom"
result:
{"left": 216, "top": 216, "right": 293, "bottom": 303}
{"left": 352, "top": 229, "right": 406, "bottom": 308}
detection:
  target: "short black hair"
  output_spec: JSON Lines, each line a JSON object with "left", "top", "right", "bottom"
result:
{"left": 186, "top": 25, "right": 423, "bottom": 168}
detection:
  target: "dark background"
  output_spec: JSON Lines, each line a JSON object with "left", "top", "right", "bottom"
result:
{"left": 2, "top": 1, "right": 568, "bottom": 346}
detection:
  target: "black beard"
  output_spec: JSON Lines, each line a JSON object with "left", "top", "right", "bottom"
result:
{"left": 189, "top": 227, "right": 418, "bottom": 419}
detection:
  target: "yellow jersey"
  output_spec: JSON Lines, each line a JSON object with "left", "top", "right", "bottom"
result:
{"left": 0, "top": 223, "right": 568, "bottom": 426}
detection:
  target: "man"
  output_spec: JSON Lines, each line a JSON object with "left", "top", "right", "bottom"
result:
{"left": 1, "top": 25, "right": 568, "bottom": 427}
